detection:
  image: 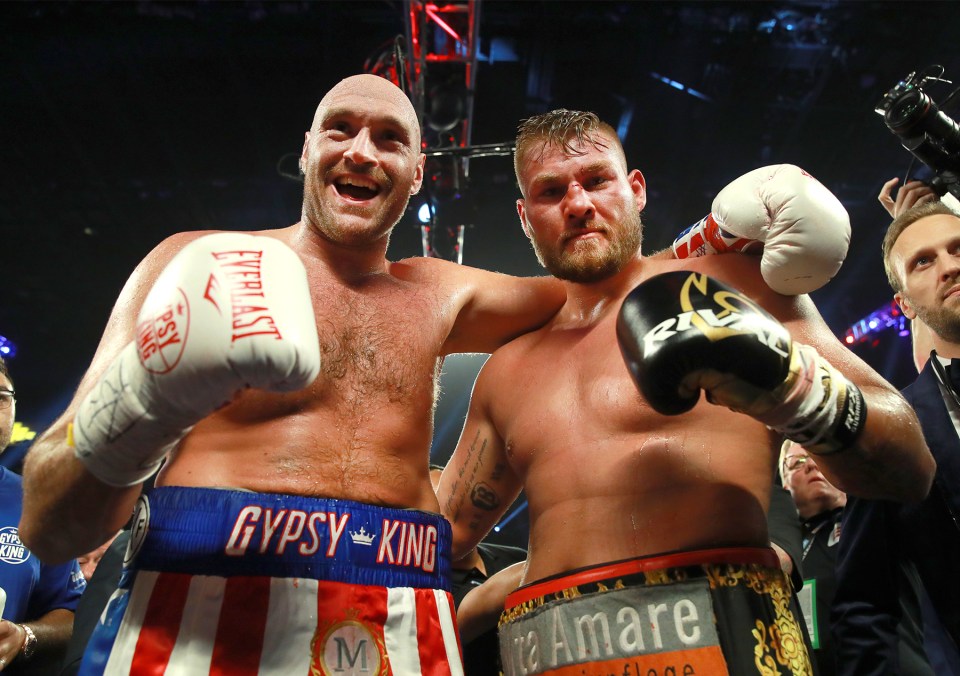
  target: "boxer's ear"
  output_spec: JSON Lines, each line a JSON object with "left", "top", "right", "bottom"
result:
{"left": 517, "top": 199, "right": 532, "bottom": 241}
{"left": 300, "top": 132, "right": 311, "bottom": 174}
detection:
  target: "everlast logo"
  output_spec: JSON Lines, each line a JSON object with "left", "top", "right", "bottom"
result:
{"left": 209, "top": 249, "right": 283, "bottom": 342}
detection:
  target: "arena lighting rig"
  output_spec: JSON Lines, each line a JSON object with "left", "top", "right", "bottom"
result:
{"left": 402, "top": 0, "right": 482, "bottom": 264}
{"left": 843, "top": 300, "right": 910, "bottom": 346}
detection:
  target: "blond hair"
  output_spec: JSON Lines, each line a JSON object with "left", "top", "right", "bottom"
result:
{"left": 883, "top": 200, "right": 960, "bottom": 292}
{"left": 514, "top": 109, "right": 626, "bottom": 194}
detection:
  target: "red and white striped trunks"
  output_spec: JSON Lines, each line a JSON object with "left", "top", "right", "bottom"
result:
{"left": 79, "top": 487, "right": 464, "bottom": 675}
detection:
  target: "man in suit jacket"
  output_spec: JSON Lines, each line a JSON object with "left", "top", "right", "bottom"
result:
{"left": 832, "top": 200, "right": 960, "bottom": 673}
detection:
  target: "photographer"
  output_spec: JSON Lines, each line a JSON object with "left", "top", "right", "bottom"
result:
{"left": 875, "top": 65, "right": 960, "bottom": 205}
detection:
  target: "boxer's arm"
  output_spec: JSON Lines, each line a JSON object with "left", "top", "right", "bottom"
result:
{"left": 457, "top": 561, "right": 525, "bottom": 643}
{"left": 620, "top": 256, "right": 934, "bottom": 503}
{"left": 442, "top": 264, "right": 565, "bottom": 355}
{"left": 20, "top": 236, "right": 195, "bottom": 562}
{"left": 721, "top": 258, "right": 934, "bottom": 501}
{"left": 23, "top": 230, "right": 323, "bottom": 562}
{"left": 437, "top": 365, "right": 522, "bottom": 558}
{"left": 776, "top": 291, "right": 934, "bottom": 501}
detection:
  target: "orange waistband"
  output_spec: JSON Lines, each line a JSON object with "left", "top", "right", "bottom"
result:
{"left": 506, "top": 546, "right": 780, "bottom": 608}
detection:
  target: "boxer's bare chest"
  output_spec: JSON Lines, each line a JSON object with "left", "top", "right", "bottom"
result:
{"left": 309, "top": 278, "right": 449, "bottom": 408}
{"left": 494, "top": 314, "right": 652, "bottom": 465}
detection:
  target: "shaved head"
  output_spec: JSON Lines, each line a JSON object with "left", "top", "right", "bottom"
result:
{"left": 300, "top": 73, "right": 425, "bottom": 247}
{"left": 312, "top": 74, "right": 421, "bottom": 149}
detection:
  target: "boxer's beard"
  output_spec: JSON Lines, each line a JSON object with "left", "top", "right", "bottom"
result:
{"left": 303, "top": 166, "right": 407, "bottom": 246}
{"left": 532, "top": 211, "right": 642, "bottom": 283}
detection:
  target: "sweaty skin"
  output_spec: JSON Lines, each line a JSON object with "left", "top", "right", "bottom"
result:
{"left": 20, "top": 75, "right": 565, "bottom": 562}
{"left": 443, "top": 255, "right": 927, "bottom": 584}
{"left": 439, "top": 128, "right": 932, "bottom": 585}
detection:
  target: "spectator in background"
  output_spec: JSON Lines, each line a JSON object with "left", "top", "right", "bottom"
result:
{"left": 781, "top": 439, "right": 846, "bottom": 674}
{"left": 878, "top": 176, "right": 952, "bottom": 372}
{"left": 832, "top": 192, "right": 960, "bottom": 674}
{"left": 0, "top": 357, "right": 86, "bottom": 674}
{"left": 75, "top": 536, "right": 118, "bottom": 585}
{"left": 781, "top": 440, "right": 932, "bottom": 675}
{"left": 57, "top": 532, "right": 128, "bottom": 676}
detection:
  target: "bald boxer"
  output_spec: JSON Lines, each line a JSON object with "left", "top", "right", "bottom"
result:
{"left": 19, "top": 74, "right": 569, "bottom": 676}
{"left": 437, "top": 110, "right": 934, "bottom": 675}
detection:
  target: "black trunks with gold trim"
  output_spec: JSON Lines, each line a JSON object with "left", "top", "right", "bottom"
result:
{"left": 499, "top": 547, "right": 814, "bottom": 676}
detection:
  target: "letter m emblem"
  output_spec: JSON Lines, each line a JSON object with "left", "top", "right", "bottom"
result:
{"left": 335, "top": 636, "right": 369, "bottom": 672}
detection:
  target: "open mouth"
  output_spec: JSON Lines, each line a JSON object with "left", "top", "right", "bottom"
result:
{"left": 334, "top": 177, "right": 381, "bottom": 201}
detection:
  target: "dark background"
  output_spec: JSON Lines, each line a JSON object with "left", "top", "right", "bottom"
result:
{"left": 2, "top": 1, "right": 957, "bottom": 541}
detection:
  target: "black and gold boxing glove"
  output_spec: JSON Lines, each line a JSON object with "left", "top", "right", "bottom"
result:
{"left": 616, "top": 271, "right": 865, "bottom": 455}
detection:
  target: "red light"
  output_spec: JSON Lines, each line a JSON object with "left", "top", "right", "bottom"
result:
{"left": 425, "top": 4, "right": 462, "bottom": 42}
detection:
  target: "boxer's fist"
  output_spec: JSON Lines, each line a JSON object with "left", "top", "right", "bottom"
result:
{"left": 672, "top": 165, "right": 850, "bottom": 296}
{"left": 73, "top": 233, "right": 321, "bottom": 486}
{"left": 617, "top": 272, "right": 865, "bottom": 454}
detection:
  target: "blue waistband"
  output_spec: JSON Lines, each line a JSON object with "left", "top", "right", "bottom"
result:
{"left": 126, "top": 487, "right": 451, "bottom": 591}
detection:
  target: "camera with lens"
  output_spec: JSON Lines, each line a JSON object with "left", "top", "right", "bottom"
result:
{"left": 876, "top": 65, "right": 960, "bottom": 201}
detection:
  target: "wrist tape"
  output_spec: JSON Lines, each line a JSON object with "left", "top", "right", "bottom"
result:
{"left": 758, "top": 343, "right": 866, "bottom": 455}
{"left": 70, "top": 343, "right": 191, "bottom": 487}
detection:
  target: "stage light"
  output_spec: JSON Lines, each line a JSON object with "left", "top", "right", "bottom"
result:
{"left": 493, "top": 501, "right": 528, "bottom": 533}
{"left": 650, "top": 72, "right": 712, "bottom": 102}
{"left": 418, "top": 203, "right": 433, "bottom": 223}
{"left": 11, "top": 422, "right": 36, "bottom": 444}
{"left": 843, "top": 300, "right": 911, "bottom": 346}
{"left": 0, "top": 336, "right": 17, "bottom": 359}
{"left": 426, "top": 81, "right": 466, "bottom": 133}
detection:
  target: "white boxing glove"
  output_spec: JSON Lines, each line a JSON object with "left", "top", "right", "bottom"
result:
{"left": 672, "top": 164, "right": 851, "bottom": 295}
{"left": 71, "top": 233, "right": 321, "bottom": 487}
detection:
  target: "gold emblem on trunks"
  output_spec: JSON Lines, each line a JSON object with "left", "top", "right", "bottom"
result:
{"left": 705, "top": 563, "right": 813, "bottom": 675}
{"left": 312, "top": 610, "right": 387, "bottom": 676}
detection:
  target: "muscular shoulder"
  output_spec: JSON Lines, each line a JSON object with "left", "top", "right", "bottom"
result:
{"left": 138, "top": 229, "right": 222, "bottom": 275}
{"left": 390, "top": 255, "right": 467, "bottom": 286}
{"left": 471, "top": 329, "right": 539, "bottom": 388}
{"left": 655, "top": 254, "right": 804, "bottom": 318}
{"left": 390, "top": 255, "right": 535, "bottom": 290}
{"left": 393, "top": 257, "right": 565, "bottom": 354}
